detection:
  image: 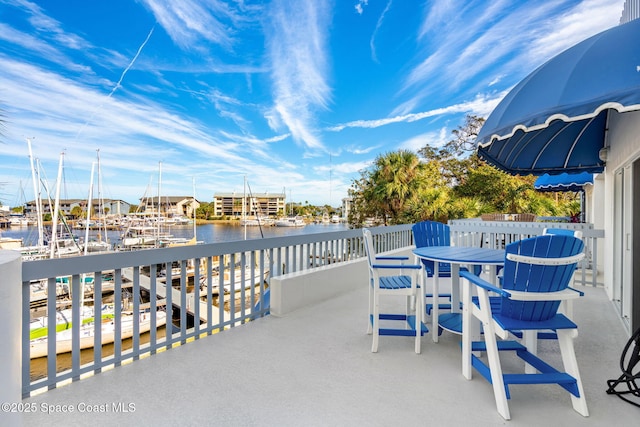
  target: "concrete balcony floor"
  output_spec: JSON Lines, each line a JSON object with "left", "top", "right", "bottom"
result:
{"left": 23, "top": 282, "right": 636, "bottom": 426}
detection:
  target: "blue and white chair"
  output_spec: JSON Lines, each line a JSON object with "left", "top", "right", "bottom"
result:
{"left": 363, "top": 228, "right": 426, "bottom": 353}
{"left": 460, "top": 234, "right": 588, "bottom": 420}
{"left": 536, "top": 228, "right": 584, "bottom": 341}
{"left": 412, "top": 221, "right": 482, "bottom": 339}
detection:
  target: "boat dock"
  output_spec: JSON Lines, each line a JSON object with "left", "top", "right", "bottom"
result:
{"left": 121, "top": 267, "right": 229, "bottom": 324}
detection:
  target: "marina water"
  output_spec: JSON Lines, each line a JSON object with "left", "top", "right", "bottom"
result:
{"left": 3, "top": 221, "right": 350, "bottom": 248}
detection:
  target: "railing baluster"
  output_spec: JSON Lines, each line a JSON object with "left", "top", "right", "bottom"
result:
{"left": 21, "top": 277, "right": 30, "bottom": 398}
{"left": 180, "top": 259, "right": 187, "bottom": 344}
{"left": 114, "top": 269, "right": 122, "bottom": 366}
{"left": 206, "top": 256, "right": 213, "bottom": 333}
{"left": 71, "top": 274, "right": 81, "bottom": 380}
{"left": 240, "top": 252, "right": 247, "bottom": 322}
{"left": 133, "top": 266, "right": 141, "bottom": 359}
{"left": 218, "top": 255, "right": 225, "bottom": 330}
{"left": 46, "top": 277, "right": 56, "bottom": 387}
{"left": 163, "top": 261, "right": 172, "bottom": 350}
{"left": 148, "top": 264, "right": 157, "bottom": 355}
{"left": 194, "top": 257, "right": 201, "bottom": 337}
{"left": 93, "top": 273, "right": 102, "bottom": 373}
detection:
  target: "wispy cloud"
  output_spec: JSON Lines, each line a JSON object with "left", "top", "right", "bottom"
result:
{"left": 9, "top": 0, "right": 92, "bottom": 50}
{"left": 0, "top": 56, "right": 291, "bottom": 200}
{"left": 400, "top": 0, "right": 623, "bottom": 115}
{"left": 347, "top": 145, "right": 382, "bottom": 155}
{"left": 398, "top": 130, "right": 448, "bottom": 152}
{"left": 265, "top": 0, "right": 332, "bottom": 152}
{"left": 327, "top": 92, "right": 505, "bottom": 131}
{"left": 0, "top": 22, "right": 92, "bottom": 74}
{"left": 527, "top": 0, "right": 624, "bottom": 61}
{"left": 369, "top": 0, "right": 393, "bottom": 63}
{"left": 354, "top": 0, "right": 369, "bottom": 15}
{"left": 139, "top": 0, "right": 249, "bottom": 52}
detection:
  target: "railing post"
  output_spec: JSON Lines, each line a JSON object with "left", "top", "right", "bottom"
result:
{"left": 0, "top": 251, "right": 22, "bottom": 424}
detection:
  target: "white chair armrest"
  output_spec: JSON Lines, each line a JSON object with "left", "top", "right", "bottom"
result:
{"left": 505, "top": 287, "right": 583, "bottom": 301}
{"left": 506, "top": 252, "right": 584, "bottom": 266}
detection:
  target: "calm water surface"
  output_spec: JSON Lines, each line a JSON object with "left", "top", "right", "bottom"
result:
{"left": 3, "top": 222, "right": 350, "bottom": 247}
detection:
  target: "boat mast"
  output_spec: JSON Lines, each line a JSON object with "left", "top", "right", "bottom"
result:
{"left": 157, "top": 161, "right": 162, "bottom": 242}
{"left": 96, "top": 149, "right": 108, "bottom": 247}
{"left": 83, "top": 161, "right": 96, "bottom": 256}
{"left": 243, "top": 175, "right": 247, "bottom": 240}
{"left": 26, "top": 138, "right": 44, "bottom": 248}
{"left": 50, "top": 151, "right": 64, "bottom": 259}
{"left": 192, "top": 177, "right": 197, "bottom": 240}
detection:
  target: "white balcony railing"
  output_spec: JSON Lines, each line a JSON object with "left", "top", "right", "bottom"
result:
{"left": 449, "top": 219, "right": 604, "bottom": 286}
{"left": 10, "top": 225, "right": 413, "bottom": 398}
{"left": 1, "top": 221, "right": 603, "bottom": 406}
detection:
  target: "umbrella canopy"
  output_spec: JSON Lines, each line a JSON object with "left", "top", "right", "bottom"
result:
{"left": 477, "top": 18, "right": 640, "bottom": 175}
{"left": 534, "top": 172, "right": 593, "bottom": 192}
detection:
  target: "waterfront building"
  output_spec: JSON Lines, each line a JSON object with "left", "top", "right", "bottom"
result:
{"left": 341, "top": 197, "right": 352, "bottom": 221}
{"left": 213, "top": 192, "right": 285, "bottom": 218}
{"left": 24, "top": 199, "right": 131, "bottom": 218}
{"left": 139, "top": 196, "right": 200, "bottom": 218}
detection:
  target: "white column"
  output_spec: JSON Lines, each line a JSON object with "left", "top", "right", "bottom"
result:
{"left": 0, "top": 250, "right": 22, "bottom": 424}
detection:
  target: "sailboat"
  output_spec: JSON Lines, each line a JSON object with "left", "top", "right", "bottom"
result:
{"left": 275, "top": 188, "right": 305, "bottom": 227}
{"left": 120, "top": 162, "right": 177, "bottom": 250}
{"left": 83, "top": 150, "right": 113, "bottom": 253}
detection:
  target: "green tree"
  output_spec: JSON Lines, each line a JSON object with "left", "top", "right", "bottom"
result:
{"left": 70, "top": 205, "right": 84, "bottom": 219}
{"left": 350, "top": 150, "right": 429, "bottom": 226}
{"left": 350, "top": 114, "right": 583, "bottom": 226}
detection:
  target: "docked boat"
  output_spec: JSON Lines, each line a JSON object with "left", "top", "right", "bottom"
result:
{"left": 0, "top": 236, "right": 24, "bottom": 250}
{"left": 9, "top": 214, "right": 30, "bottom": 227}
{"left": 240, "top": 216, "right": 274, "bottom": 227}
{"left": 119, "top": 225, "right": 172, "bottom": 249}
{"left": 274, "top": 216, "right": 305, "bottom": 227}
{"left": 29, "top": 309, "right": 167, "bottom": 359}
{"left": 199, "top": 266, "right": 269, "bottom": 294}
{"left": 84, "top": 239, "right": 112, "bottom": 253}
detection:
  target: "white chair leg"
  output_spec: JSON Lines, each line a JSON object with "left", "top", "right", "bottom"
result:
{"left": 371, "top": 292, "right": 379, "bottom": 353}
{"left": 432, "top": 271, "right": 440, "bottom": 343}
{"left": 415, "top": 291, "right": 422, "bottom": 354}
{"left": 462, "top": 275, "right": 473, "bottom": 379}
{"left": 478, "top": 287, "right": 511, "bottom": 420}
{"left": 367, "top": 284, "right": 373, "bottom": 335}
{"left": 557, "top": 329, "right": 589, "bottom": 417}
{"left": 485, "top": 326, "right": 510, "bottom": 420}
{"left": 523, "top": 331, "right": 538, "bottom": 374}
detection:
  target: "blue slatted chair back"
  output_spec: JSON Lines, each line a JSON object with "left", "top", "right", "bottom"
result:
{"left": 412, "top": 220, "right": 481, "bottom": 276}
{"left": 500, "top": 234, "right": 584, "bottom": 321}
{"left": 412, "top": 221, "right": 451, "bottom": 276}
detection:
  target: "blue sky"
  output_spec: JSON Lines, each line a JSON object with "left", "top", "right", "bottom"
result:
{"left": 0, "top": 0, "right": 625, "bottom": 208}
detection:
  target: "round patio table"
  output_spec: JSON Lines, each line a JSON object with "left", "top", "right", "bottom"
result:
{"left": 412, "top": 246, "right": 505, "bottom": 341}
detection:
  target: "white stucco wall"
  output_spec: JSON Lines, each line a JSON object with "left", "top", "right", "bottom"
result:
{"left": 601, "top": 109, "right": 640, "bottom": 303}
{"left": 607, "top": 110, "right": 640, "bottom": 169}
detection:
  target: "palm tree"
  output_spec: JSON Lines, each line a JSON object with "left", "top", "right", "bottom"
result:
{"left": 365, "top": 150, "right": 428, "bottom": 224}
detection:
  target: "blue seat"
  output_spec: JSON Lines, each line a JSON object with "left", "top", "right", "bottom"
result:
{"left": 251, "top": 288, "right": 270, "bottom": 320}
{"left": 363, "top": 228, "right": 427, "bottom": 353}
{"left": 412, "top": 221, "right": 481, "bottom": 317}
{"left": 460, "top": 234, "right": 588, "bottom": 420}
